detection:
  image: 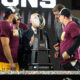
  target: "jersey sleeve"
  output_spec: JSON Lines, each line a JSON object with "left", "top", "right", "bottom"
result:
{"left": 0, "top": 21, "right": 11, "bottom": 37}
{"left": 69, "top": 23, "right": 80, "bottom": 38}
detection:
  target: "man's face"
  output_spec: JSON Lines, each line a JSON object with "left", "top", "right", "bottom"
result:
{"left": 58, "top": 15, "right": 64, "bottom": 24}
{"left": 53, "top": 10, "right": 60, "bottom": 21}
{"left": 8, "top": 13, "right": 19, "bottom": 25}
{"left": 13, "top": 13, "right": 21, "bottom": 27}
{"left": 13, "top": 13, "right": 19, "bottom": 24}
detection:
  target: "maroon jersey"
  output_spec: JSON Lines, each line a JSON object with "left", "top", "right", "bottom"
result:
{"left": 19, "top": 22, "right": 29, "bottom": 30}
{"left": 60, "top": 21, "right": 80, "bottom": 66}
{"left": 0, "top": 20, "right": 19, "bottom": 63}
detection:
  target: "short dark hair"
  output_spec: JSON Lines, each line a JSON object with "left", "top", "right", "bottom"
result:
{"left": 3, "top": 8, "right": 14, "bottom": 20}
{"left": 52, "top": 4, "right": 65, "bottom": 12}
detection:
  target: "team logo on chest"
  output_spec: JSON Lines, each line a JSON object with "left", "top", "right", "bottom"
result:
{"left": 13, "top": 29, "right": 19, "bottom": 36}
{"left": 61, "top": 32, "right": 65, "bottom": 41}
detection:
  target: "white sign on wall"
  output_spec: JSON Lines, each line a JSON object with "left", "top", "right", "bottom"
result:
{"left": 1, "top": 0, "right": 56, "bottom": 8}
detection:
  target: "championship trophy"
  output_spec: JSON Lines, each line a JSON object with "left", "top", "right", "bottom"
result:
{"left": 30, "top": 14, "right": 53, "bottom": 70}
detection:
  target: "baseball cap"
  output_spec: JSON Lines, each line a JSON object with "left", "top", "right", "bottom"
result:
{"left": 58, "top": 8, "right": 71, "bottom": 18}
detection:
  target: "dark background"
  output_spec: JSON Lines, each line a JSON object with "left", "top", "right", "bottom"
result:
{"left": 0, "top": 0, "right": 80, "bottom": 70}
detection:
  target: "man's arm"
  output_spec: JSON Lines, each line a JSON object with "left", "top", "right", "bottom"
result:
{"left": 67, "top": 35, "right": 80, "bottom": 56}
{"left": 30, "top": 35, "right": 34, "bottom": 46}
{"left": 62, "top": 35, "right": 80, "bottom": 59}
{"left": 0, "top": 37, "right": 16, "bottom": 70}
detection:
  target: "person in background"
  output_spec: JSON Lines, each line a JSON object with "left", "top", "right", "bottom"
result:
{"left": 17, "top": 13, "right": 36, "bottom": 70}
{"left": 13, "top": 7, "right": 29, "bottom": 30}
{"left": 10, "top": 7, "right": 30, "bottom": 70}
{"left": 16, "top": 14, "right": 29, "bottom": 30}
{"left": 0, "top": 7, "right": 19, "bottom": 71}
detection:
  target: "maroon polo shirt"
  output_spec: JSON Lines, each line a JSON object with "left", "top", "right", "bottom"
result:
{"left": 0, "top": 20, "right": 19, "bottom": 63}
{"left": 60, "top": 21, "right": 80, "bottom": 66}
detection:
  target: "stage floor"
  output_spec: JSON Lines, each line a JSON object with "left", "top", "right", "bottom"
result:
{"left": 0, "top": 71, "right": 80, "bottom": 75}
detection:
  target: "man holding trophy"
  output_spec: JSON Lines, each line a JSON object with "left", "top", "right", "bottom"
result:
{"left": 20, "top": 13, "right": 50, "bottom": 70}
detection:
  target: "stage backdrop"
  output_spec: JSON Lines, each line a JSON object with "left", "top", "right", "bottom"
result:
{"left": 0, "top": 0, "right": 80, "bottom": 70}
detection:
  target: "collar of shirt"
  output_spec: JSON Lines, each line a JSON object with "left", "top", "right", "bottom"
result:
{"left": 31, "top": 26, "right": 37, "bottom": 34}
